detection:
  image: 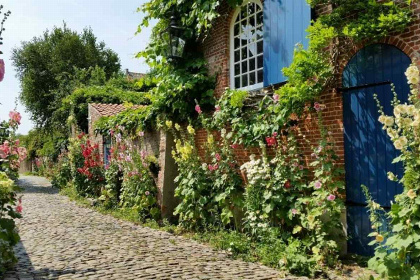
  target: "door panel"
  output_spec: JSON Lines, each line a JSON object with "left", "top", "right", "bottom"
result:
{"left": 342, "top": 44, "right": 410, "bottom": 256}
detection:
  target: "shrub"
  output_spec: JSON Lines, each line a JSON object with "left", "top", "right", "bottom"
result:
{"left": 51, "top": 152, "right": 72, "bottom": 189}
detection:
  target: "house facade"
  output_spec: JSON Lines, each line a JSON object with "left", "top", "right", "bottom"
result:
{"left": 196, "top": 0, "right": 420, "bottom": 256}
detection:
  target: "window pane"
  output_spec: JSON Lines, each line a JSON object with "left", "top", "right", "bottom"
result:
{"left": 249, "top": 43, "right": 256, "bottom": 58}
{"left": 234, "top": 37, "right": 240, "bottom": 49}
{"left": 241, "top": 6, "right": 248, "bottom": 19}
{"left": 257, "top": 55, "right": 263, "bottom": 69}
{"left": 235, "top": 77, "right": 241, "bottom": 89}
{"left": 249, "top": 3, "right": 256, "bottom": 15}
{"left": 257, "top": 70, "right": 263, "bottom": 83}
{"left": 235, "top": 63, "right": 240, "bottom": 76}
{"left": 241, "top": 47, "right": 247, "bottom": 60}
{"left": 241, "top": 38, "right": 248, "bottom": 47}
{"left": 257, "top": 11, "right": 263, "bottom": 25}
{"left": 242, "top": 61, "right": 248, "bottom": 73}
{"left": 235, "top": 50, "right": 240, "bottom": 61}
{"left": 249, "top": 14, "right": 255, "bottom": 28}
{"left": 242, "top": 74, "right": 248, "bottom": 87}
{"left": 249, "top": 72, "right": 256, "bottom": 85}
{"left": 256, "top": 3, "right": 262, "bottom": 13}
{"left": 234, "top": 24, "right": 240, "bottom": 36}
{"left": 257, "top": 41, "right": 263, "bottom": 54}
{"left": 250, "top": 58, "right": 256, "bottom": 71}
{"left": 257, "top": 25, "right": 263, "bottom": 40}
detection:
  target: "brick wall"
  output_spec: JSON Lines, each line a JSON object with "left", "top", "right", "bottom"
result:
{"left": 198, "top": 0, "right": 420, "bottom": 168}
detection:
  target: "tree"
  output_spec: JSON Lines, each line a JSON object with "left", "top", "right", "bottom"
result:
{"left": 12, "top": 24, "right": 121, "bottom": 130}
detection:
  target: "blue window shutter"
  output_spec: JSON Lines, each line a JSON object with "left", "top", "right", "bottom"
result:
{"left": 263, "top": 0, "right": 311, "bottom": 87}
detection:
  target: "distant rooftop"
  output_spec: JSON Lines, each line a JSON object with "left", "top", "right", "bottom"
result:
{"left": 125, "top": 69, "right": 145, "bottom": 81}
{"left": 90, "top": 103, "right": 144, "bottom": 117}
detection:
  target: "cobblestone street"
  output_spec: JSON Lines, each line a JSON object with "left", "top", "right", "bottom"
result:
{"left": 3, "top": 176, "right": 289, "bottom": 280}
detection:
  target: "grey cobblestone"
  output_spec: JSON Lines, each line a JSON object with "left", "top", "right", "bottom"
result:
{"left": 4, "top": 176, "right": 303, "bottom": 280}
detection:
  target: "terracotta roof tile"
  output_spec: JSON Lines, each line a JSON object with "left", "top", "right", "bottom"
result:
{"left": 90, "top": 103, "right": 144, "bottom": 117}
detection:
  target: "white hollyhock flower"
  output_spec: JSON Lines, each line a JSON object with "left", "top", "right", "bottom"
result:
{"left": 405, "top": 65, "right": 420, "bottom": 85}
{"left": 384, "top": 116, "right": 394, "bottom": 127}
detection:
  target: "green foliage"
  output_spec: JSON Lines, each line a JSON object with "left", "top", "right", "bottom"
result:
{"left": 12, "top": 24, "right": 120, "bottom": 130}
{"left": 96, "top": 57, "right": 216, "bottom": 134}
{"left": 0, "top": 173, "right": 21, "bottom": 275}
{"left": 51, "top": 152, "right": 72, "bottom": 189}
{"left": 63, "top": 78, "right": 150, "bottom": 132}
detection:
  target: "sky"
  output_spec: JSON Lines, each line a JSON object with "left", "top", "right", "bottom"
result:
{"left": 0, "top": 0, "right": 153, "bottom": 134}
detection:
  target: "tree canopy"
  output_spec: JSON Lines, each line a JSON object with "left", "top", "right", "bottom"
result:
{"left": 12, "top": 24, "right": 121, "bottom": 129}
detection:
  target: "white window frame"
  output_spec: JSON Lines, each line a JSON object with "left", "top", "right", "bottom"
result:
{"left": 230, "top": 0, "right": 264, "bottom": 91}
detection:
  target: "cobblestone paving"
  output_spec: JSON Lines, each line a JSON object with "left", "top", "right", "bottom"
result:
{"left": 3, "top": 176, "right": 297, "bottom": 280}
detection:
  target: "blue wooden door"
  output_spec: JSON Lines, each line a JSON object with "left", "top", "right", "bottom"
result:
{"left": 342, "top": 44, "right": 410, "bottom": 256}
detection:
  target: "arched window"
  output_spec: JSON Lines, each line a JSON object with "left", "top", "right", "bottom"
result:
{"left": 230, "top": 0, "right": 263, "bottom": 90}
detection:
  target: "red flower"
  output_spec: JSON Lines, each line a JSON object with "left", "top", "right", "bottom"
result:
{"left": 284, "top": 181, "right": 292, "bottom": 189}
{"left": 16, "top": 204, "right": 23, "bottom": 214}
{"left": 266, "top": 136, "right": 277, "bottom": 147}
{"left": 215, "top": 153, "right": 221, "bottom": 161}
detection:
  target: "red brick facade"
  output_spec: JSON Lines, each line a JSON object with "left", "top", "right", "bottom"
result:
{"left": 197, "top": 1, "right": 420, "bottom": 168}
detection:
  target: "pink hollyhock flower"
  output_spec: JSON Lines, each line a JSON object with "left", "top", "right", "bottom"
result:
{"left": 195, "top": 105, "right": 202, "bottom": 114}
{"left": 299, "top": 165, "right": 304, "bottom": 171}
{"left": 314, "top": 102, "right": 324, "bottom": 112}
{"left": 139, "top": 131, "right": 145, "bottom": 137}
{"left": 215, "top": 105, "right": 221, "bottom": 112}
{"left": 273, "top": 94, "right": 280, "bottom": 103}
{"left": 0, "top": 59, "right": 5, "bottom": 82}
{"left": 314, "top": 181, "right": 322, "bottom": 189}
{"left": 291, "top": 209, "right": 298, "bottom": 215}
{"left": 145, "top": 191, "right": 150, "bottom": 196}
{"left": 327, "top": 194, "right": 336, "bottom": 201}
{"left": 9, "top": 111, "right": 22, "bottom": 125}
{"left": 0, "top": 142, "right": 11, "bottom": 159}
{"left": 272, "top": 132, "right": 278, "bottom": 137}
{"left": 215, "top": 153, "right": 221, "bottom": 161}
{"left": 208, "top": 164, "right": 219, "bottom": 171}
{"left": 15, "top": 139, "right": 20, "bottom": 146}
